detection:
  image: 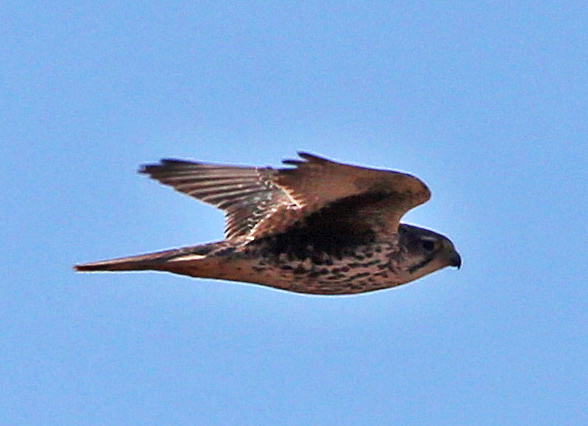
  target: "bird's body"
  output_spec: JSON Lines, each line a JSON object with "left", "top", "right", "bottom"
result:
{"left": 75, "top": 152, "right": 461, "bottom": 295}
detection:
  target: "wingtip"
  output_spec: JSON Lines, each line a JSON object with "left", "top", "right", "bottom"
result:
{"left": 281, "top": 152, "right": 331, "bottom": 166}
{"left": 297, "top": 151, "right": 328, "bottom": 162}
{"left": 138, "top": 159, "right": 189, "bottom": 175}
{"left": 282, "top": 159, "right": 304, "bottom": 166}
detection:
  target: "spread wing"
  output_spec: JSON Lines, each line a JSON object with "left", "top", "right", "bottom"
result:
{"left": 140, "top": 152, "right": 430, "bottom": 240}
{"left": 139, "top": 160, "right": 295, "bottom": 239}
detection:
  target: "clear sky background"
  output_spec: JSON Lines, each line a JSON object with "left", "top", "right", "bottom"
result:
{"left": 2, "top": 1, "right": 587, "bottom": 425}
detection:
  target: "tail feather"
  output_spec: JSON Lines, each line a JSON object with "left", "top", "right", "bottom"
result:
{"left": 74, "top": 244, "right": 219, "bottom": 273}
{"left": 75, "top": 254, "right": 167, "bottom": 272}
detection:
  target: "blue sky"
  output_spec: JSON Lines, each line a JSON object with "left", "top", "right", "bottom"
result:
{"left": 2, "top": 1, "right": 587, "bottom": 425}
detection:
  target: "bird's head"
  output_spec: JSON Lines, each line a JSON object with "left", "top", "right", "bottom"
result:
{"left": 397, "top": 224, "right": 461, "bottom": 283}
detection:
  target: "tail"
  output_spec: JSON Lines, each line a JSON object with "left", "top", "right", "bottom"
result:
{"left": 74, "top": 243, "right": 221, "bottom": 273}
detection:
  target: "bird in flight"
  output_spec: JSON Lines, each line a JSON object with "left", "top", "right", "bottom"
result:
{"left": 75, "top": 152, "right": 461, "bottom": 295}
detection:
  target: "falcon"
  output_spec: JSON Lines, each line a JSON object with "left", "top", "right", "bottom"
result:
{"left": 75, "top": 152, "right": 461, "bottom": 295}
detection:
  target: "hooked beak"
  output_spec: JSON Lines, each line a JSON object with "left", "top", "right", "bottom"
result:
{"left": 450, "top": 252, "right": 462, "bottom": 269}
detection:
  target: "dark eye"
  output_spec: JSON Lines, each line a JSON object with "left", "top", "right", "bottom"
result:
{"left": 421, "top": 240, "right": 436, "bottom": 252}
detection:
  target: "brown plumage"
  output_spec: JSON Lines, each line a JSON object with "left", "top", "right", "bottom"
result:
{"left": 75, "top": 152, "right": 460, "bottom": 295}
